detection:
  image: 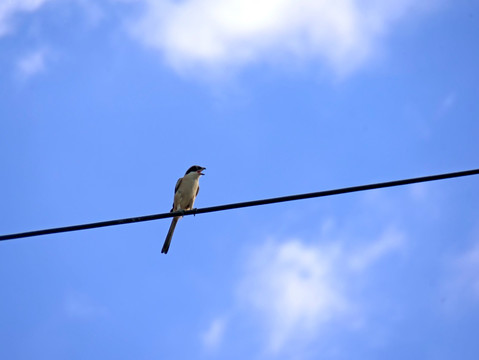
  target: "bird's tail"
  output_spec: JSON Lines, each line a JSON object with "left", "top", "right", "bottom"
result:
{"left": 161, "top": 217, "right": 179, "bottom": 254}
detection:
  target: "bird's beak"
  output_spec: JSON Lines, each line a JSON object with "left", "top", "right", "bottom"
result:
{"left": 199, "top": 167, "right": 206, "bottom": 175}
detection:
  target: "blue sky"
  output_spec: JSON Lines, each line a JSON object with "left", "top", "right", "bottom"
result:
{"left": 1, "top": 0, "right": 479, "bottom": 359}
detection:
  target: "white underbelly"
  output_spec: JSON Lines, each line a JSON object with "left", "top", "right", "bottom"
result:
{"left": 175, "top": 178, "right": 199, "bottom": 210}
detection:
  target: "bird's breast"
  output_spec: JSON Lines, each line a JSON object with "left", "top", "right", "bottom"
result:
{"left": 176, "top": 177, "right": 199, "bottom": 210}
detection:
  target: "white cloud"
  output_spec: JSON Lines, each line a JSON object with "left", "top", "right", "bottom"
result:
{"left": 0, "top": 0, "right": 52, "bottom": 37}
{"left": 239, "top": 240, "right": 346, "bottom": 352}
{"left": 237, "top": 230, "right": 405, "bottom": 353}
{"left": 130, "top": 0, "right": 438, "bottom": 76}
{"left": 16, "top": 49, "right": 48, "bottom": 79}
{"left": 348, "top": 227, "right": 404, "bottom": 271}
{"left": 201, "top": 317, "right": 226, "bottom": 351}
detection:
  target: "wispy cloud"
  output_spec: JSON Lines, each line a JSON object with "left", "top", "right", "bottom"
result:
{"left": 16, "top": 48, "right": 48, "bottom": 79}
{"left": 0, "top": 0, "right": 51, "bottom": 37}
{"left": 130, "top": 0, "right": 439, "bottom": 76}
{"left": 348, "top": 227, "right": 404, "bottom": 271}
{"left": 238, "top": 239, "right": 347, "bottom": 353}
{"left": 237, "top": 229, "right": 405, "bottom": 353}
{"left": 201, "top": 317, "right": 227, "bottom": 351}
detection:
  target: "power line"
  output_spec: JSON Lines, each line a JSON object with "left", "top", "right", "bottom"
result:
{"left": 1, "top": 168, "right": 478, "bottom": 242}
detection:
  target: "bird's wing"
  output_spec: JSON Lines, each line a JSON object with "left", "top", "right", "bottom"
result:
{"left": 171, "top": 177, "right": 183, "bottom": 211}
{"left": 174, "top": 177, "right": 183, "bottom": 193}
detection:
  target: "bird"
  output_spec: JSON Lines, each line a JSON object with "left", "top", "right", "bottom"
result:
{"left": 161, "top": 165, "right": 206, "bottom": 254}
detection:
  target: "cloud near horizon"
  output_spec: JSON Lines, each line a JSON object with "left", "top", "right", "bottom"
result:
{"left": 130, "top": 0, "right": 438, "bottom": 76}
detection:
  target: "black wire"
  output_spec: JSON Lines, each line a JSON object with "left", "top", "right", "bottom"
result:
{"left": 1, "top": 168, "right": 478, "bottom": 242}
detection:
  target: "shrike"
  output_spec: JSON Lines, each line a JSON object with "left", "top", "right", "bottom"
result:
{"left": 161, "top": 165, "right": 206, "bottom": 254}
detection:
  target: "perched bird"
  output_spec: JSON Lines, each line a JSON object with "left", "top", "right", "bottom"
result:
{"left": 161, "top": 165, "right": 206, "bottom": 254}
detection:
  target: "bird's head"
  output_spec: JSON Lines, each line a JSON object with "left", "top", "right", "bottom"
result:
{"left": 185, "top": 165, "right": 206, "bottom": 176}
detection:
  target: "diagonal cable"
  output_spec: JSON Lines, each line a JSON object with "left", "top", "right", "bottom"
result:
{"left": 1, "top": 168, "right": 478, "bottom": 241}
